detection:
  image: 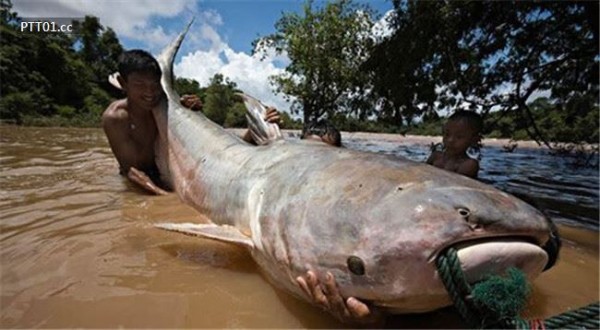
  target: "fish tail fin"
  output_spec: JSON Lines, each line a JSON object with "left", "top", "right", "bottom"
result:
{"left": 237, "top": 93, "right": 283, "bottom": 145}
{"left": 157, "top": 18, "right": 195, "bottom": 103}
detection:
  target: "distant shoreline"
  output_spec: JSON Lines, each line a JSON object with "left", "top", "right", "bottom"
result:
{"left": 342, "top": 131, "right": 600, "bottom": 151}
{"left": 340, "top": 131, "right": 547, "bottom": 149}
{"left": 229, "top": 128, "right": 530, "bottom": 147}
{"left": 229, "top": 128, "right": 595, "bottom": 151}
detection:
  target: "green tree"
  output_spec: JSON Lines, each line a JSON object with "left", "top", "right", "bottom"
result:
{"left": 367, "top": 1, "right": 598, "bottom": 146}
{"left": 175, "top": 77, "right": 205, "bottom": 98}
{"left": 0, "top": 0, "right": 85, "bottom": 121}
{"left": 72, "top": 16, "right": 123, "bottom": 87}
{"left": 224, "top": 103, "right": 247, "bottom": 128}
{"left": 0, "top": 1, "right": 124, "bottom": 126}
{"left": 278, "top": 111, "right": 302, "bottom": 129}
{"left": 203, "top": 74, "right": 237, "bottom": 125}
{"left": 254, "top": 0, "right": 376, "bottom": 125}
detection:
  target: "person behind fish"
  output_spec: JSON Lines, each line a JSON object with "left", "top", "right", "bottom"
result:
{"left": 300, "top": 120, "right": 342, "bottom": 147}
{"left": 426, "top": 110, "right": 483, "bottom": 179}
{"left": 103, "top": 50, "right": 279, "bottom": 195}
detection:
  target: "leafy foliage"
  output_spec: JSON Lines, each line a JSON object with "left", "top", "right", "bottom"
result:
{"left": 483, "top": 97, "right": 599, "bottom": 144}
{"left": 367, "top": 0, "right": 598, "bottom": 146}
{"left": 0, "top": 1, "right": 122, "bottom": 126}
{"left": 175, "top": 77, "right": 205, "bottom": 98}
{"left": 0, "top": 1, "right": 246, "bottom": 129}
{"left": 203, "top": 74, "right": 239, "bottom": 126}
{"left": 2, "top": 0, "right": 597, "bottom": 149}
{"left": 254, "top": 0, "right": 376, "bottom": 125}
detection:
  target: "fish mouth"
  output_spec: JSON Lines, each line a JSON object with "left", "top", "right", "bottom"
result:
{"left": 428, "top": 234, "right": 543, "bottom": 263}
{"left": 451, "top": 237, "right": 548, "bottom": 284}
{"left": 429, "top": 236, "right": 549, "bottom": 283}
{"left": 374, "top": 237, "right": 548, "bottom": 314}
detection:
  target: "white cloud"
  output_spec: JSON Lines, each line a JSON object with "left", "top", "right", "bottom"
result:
{"left": 175, "top": 32, "right": 293, "bottom": 114}
{"left": 12, "top": 0, "right": 196, "bottom": 47}
{"left": 12, "top": 0, "right": 293, "bottom": 114}
{"left": 199, "top": 9, "right": 223, "bottom": 26}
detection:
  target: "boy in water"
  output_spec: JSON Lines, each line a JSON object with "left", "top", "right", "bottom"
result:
{"left": 426, "top": 110, "right": 483, "bottom": 179}
{"left": 103, "top": 50, "right": 169, "bottom": 195}
{"left": 103, "top": 50, "right": 281, "bottom": 195}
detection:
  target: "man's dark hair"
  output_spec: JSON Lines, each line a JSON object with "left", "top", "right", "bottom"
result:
{"left": 118, "top": 49, "right": 161, "bottom": 80}
{"left": 301, "top": 120, "right": 342, "bottom": 147}
{"left": 448, "top": 110, "right": 483, "bottom": 134}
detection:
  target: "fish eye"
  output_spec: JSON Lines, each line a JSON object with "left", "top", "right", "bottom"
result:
{"left": 347, "top": 256, "right": 365, "bottom": 276}
{"left": 457, "top": 207, "right": 470, "bottom": 218}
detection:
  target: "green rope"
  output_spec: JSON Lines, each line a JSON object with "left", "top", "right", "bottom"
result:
{"left": 435, "top": 248, "right": 481, "bottom": 328}
{"left": 436, "top": 247, "right": 600, "bottom": 329}
{"left": 543, "top": 302, "right": 599, "bottom": 329}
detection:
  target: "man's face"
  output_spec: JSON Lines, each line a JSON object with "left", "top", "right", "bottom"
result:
{"left": 121, "top": 71, "right": 162, "bottom": 111}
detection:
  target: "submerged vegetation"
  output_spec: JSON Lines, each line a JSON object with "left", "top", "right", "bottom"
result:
{"left": 1, "top": 0, "right": 597, "bottom": 154}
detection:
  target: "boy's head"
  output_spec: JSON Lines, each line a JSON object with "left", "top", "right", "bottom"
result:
{"left": 117, "top": 50, "right": 163, "bottom": 110}
{"left": 301, "top": 120, "right": 342, "bottom": 147}
{"left": 118, "top": 49, "right": 161, "bottom": 80}
{"left": 443, "top": 110, "right": 483, "bottom": 155}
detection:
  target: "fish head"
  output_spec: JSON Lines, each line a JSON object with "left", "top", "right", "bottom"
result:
{"left": 299, "top": 163, "right": 556, "bottom": 313}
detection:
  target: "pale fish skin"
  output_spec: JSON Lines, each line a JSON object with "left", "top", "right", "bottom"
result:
{"left": 153, "top": 24, "right": 554, "bottom": 315}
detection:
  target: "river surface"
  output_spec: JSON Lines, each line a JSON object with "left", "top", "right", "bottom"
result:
{"left": 1, "top": 126, "right": 598, "bottom": 328}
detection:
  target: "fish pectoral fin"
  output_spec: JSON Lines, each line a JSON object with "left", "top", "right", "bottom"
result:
{"left": 237, "top": 93, "right": 282, "bottom": 145}
{"left": 155, "top": 222, "right": 254, "bottom": 249}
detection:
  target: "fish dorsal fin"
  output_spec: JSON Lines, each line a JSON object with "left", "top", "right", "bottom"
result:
{"left": 237, "top": 93, "right": 283, "bottom": 145}
{"left": 155, "top": 223, "right": 254, "bottom": 249}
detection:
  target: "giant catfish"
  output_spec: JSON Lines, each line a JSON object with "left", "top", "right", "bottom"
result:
{"left": 152, "top": 24, "right": 558, "bottom": 317}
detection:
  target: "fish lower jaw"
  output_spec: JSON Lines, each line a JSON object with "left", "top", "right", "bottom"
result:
{"left": 455, "top": 238, "right": 548, "bottom": 284}
{"left": 375, "top": 238, "right": 548, "bottom": 314}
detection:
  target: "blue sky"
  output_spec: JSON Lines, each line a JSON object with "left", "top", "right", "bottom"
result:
{"left": 13, "top": 0, "right": 394, "bottom": 112}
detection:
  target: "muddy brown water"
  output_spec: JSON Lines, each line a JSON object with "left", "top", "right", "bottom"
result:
{"left": 1, "top": 126, "right": 598, "bottom": 328}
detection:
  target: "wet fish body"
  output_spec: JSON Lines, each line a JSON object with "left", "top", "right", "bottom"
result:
{"left": 154, "top": 26, "right": 554, "bottom": 314}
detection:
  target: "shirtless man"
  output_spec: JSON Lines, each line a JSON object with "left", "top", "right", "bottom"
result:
{"left": 102, "top": 50, "right": 172, "bottom": 195}
{"left": 103, "top": 50, "right": 282, "bottom": 195}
